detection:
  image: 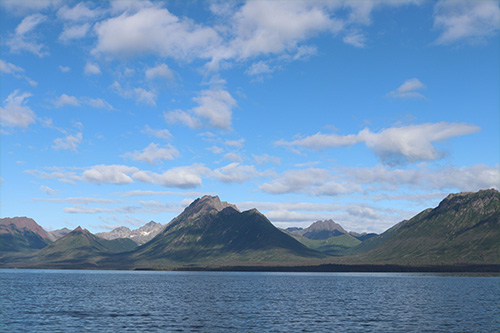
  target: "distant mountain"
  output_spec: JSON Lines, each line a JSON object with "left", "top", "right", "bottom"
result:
{"left": 0, "top": 217, "right": 51, "bottom": 252}
{"left": 299, "top": 219, "right": 348, "bottom": 240}
{"left": 3, "top": 226, "right": 138, "bottom": 268}
{"left": 96, "top": 221, "right": 164, "bottom": 245}
{"left": 347, "top": 189, "right": 500, "bottom": 265}
{"left": 47, "top": 228, "right": 71, "bottom": 242}
{"left": 131, "top": 195, "right": 326, "bottom": 266}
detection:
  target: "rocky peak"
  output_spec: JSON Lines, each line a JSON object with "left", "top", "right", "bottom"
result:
{"left": 183, "top": 195, "right": 239, "bottom": 219}
{"left": 306, "top": 219, "right": 347, "bottom": 233}
{"left": 437, "top": 188, "right": 499, "bottom": 215}
{"left": 0, "top": 217, "right": 51, "bottom": 240}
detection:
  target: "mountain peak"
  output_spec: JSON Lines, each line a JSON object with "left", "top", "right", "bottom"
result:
{"left": 183, "top": 195, "right": 239, "bottom": 219}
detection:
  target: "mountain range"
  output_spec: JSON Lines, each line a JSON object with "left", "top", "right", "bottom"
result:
{"left": 1, "top": 189, "right": 498, "bottom": 271}
{"left": 96, "top": 221, "right": 164, "bottom": 245}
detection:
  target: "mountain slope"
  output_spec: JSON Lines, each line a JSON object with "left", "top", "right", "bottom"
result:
{"left": 0, "top": 217, "right": 52, "bottom": 252}
{"left": 347, "top": 189, "right": 500, "bottom": 265}
{"left": 131, "top": 196, "right": 327, "bottom": 266}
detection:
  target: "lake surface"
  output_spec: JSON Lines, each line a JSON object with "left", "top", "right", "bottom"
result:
{"left": 1, "top": 269, "right": 499, "bottom": 332}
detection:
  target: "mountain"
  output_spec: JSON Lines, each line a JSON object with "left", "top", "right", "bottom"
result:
{"left": 0, "top": 217, "right": 52, "bottom": 252}
{"left": 47, "top": 228, "right": 72, "bottom": 241}
{"left": 298, "top": 219, "right": 348, "bottom": 240}
{"left": 96, "top": 221, "right": 164, "bottom": 245}
{"left": 347, "top": 189, "right": 500, "bottom": 265}
{"left": 3, "top": 226, "right": 138, "bottom": 268}
{"left": 130, "top": 195, "right": 327, "bottom": 266}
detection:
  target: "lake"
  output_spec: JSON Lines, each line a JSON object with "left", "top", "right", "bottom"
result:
{"left": 1, "top": 269, "right": 498, "bottom": 332}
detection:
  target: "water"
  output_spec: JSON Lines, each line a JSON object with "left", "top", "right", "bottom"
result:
{"left": 1, "top": 269, "right": 499, "bottom": 332}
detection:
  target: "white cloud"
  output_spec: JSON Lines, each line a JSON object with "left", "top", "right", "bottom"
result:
{"left": 259, "top": 167, "right": 356, "bottom": 197}
{"left": 165, "top": 89, "right": 236, "bottom": 129}
{"left": 15, "top": 13, "right": 46, "bottom": 35}
{"left": 342, "top": 31, "right": 367, "bottom": 48}
{"left": 32, "top": 196, "right": 116, "bottom": 204}
{"left": 142, "top": 125, "right": 172, "bottom": 140}
{"left": 245, "top": 61, "right": 273, "bottom": 76}
{"left": 7, "top": 14, "right": 48, "bottom": 56}
{"left": 84, "top": 62, "right": 101, "bottom": 75}
{"left": 85, "top": 97, "right": 113, "bottom": 110}
{"left": 59, "top": 23, "right": 91, "bottom": 42}
{"left": 277, "top": 122, "right": 480, "bottom": 164}
{"left": 123, "top": 142, "right": 180, "bottom": 165}
{"left": 0, "top": 59, "right": 37, "bottom": 86}
{"left": 433, "top": 0, "right": 500, "bottom": 45}
{"left": 132, "top": 164, "right": 209, "bottom": 188}
{"left": 207, "top": 145, "right": 224, "bottom": 154}
{"left": 57, "top": 3, "right": 101, "bottom": 21}
{"left": 348, "top": 164, "right": 500, "bottom": 192}
{"left": 111, "top": 81, "right": 156, "bottom": 106}
{"left": 164, "top": 109, "right": 201, "bottom": 129}
{"left": 224, "top": 138, "right": 245, "bottom": 148}
{"left": 52, "top": 94, "right": 113, "bottom": 110}
{"left": 253, "top": 154, "right": 281, "bottom": 165}
{"left": 227, "top": 1, "right": 336, "bottom": 60}
{"left": 58, "top": 65, "right": 71, "bottom": 73}
{"left": 145, "top": 63, "right": 174, "bottom": 80}
{"left": 387, "top": 78, "right": 426, "bottom": 99}
{"left": 211, "top": 163, "right": 259, "bottom": 183}
{"left": 52, "top": 132, "right": 83, "bottom": 151}
{"left": 93, "top": 6, "right": 220, "bottom": 60}
{"left": 82, "top": 165, "right": 138, "bottom": 185}
{"left": 0, "top": 90, "right": 35, "bottom": 128}
{"left": 40, "top": 185, "right": 56, "bottom": 196}
{"left": 53, "top": 94, "right": 80, "bottom": 108}
{"left": 224, "top": 152, "right": 243, "bottom": 162}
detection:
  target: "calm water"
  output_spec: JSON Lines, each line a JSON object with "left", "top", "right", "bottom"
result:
{"left": 1, "top": 269, "right": 498, "bottom": 332}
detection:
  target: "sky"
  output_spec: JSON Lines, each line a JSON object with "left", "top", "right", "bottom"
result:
{"left": 1, "top": 0, "right": 499, "bottom": 234}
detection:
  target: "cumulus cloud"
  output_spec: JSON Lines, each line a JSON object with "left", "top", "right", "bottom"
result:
{"left": 387, "top": 78, "right": 427, "bottom": 99}
{"left": 0, "top": 90, "right": 36, "bottom": 128}
{"left": 93, "top": 6, "right": 220, "bottom": 60}
{"left": 84, "top": 62, "right": 101, "bottom": 75}
{"left": 82, "top": 165, "right": 138, "bottom": 185}
{"left": 211, "top": 163, "right": 259, "bottom": 183}
{"left": 123, "top": 142, "right": 180, "bottom": 165}
{"left": 253, "top": 154, "right": 281, "bottom": 165}
{"left": 142, "top": 125, "right": 172, "bottom": 140}
{"left": 53, "top": 94, "right": 80, "bottom": 108}
{"left": 111, "top": 81, "right": 156, "bottom": 106}
{"left": 277, "top": 122, "right": 480, "bottom": 164}
{"left": 145, "top": 63, "right": 174, "bottom": 80}
{"left": 52, "top": 132, "right": 83, "bottom": 151}
{"left": 59, "top": 23, "right": 91, "bottom": 42}
{"left": 132, "top": 164, "right": 209, "bottom": 188}
{"left": 57, "top": 2, "right": 101, "bottom": 21}
{"left": 433, "top": 0, "right": 500, "bottom": 45}
{"left": 165, "top": 89, "right": 236, "bottom": 129}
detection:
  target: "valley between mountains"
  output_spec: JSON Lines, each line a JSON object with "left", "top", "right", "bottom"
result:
{"left": 1, "top": 189, "right": 499, "bottom": 272}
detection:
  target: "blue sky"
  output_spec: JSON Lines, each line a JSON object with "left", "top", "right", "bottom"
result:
{"left": 1, "top": 0, "right": 499, "bottom": 234}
